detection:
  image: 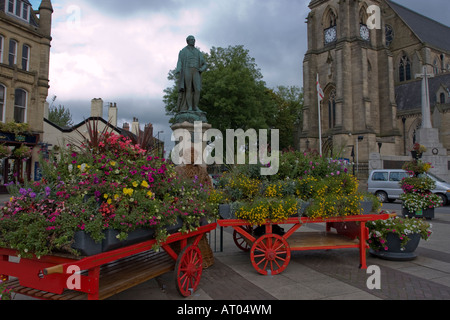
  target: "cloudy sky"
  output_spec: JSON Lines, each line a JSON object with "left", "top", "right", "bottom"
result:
{"left": 28, "top": 0, "right": 450, "bottom": 152}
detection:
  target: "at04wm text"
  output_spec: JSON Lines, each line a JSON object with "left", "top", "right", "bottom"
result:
{"left": 220, "top": 304, "right": 271, "bottom": 315}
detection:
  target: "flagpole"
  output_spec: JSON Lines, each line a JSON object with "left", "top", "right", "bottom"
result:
{"left": 317, "top": 74, "right": 323, "bottom": 156}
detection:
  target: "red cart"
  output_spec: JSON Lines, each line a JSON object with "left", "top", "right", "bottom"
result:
{"left": 0, "top": 223, "right": 216, "bottom": 300}
{"left": 218, "top": 214, "right": 390, "bottom": 275}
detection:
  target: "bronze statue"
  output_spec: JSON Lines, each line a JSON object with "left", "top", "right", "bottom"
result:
{"left": 175, "top": 35, "right": 207, "bottom": 113}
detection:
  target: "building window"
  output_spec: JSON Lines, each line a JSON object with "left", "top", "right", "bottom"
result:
{"left": 399, "top": 55, "right": 411, "bottom": 82}
{"left": 0, "top": 36, "right": 3, "bottom": 63}
{"left": 0, "top": 85, "right": 5, "bottom": 122}
{"left": 8, "top": 39, "right": 17, "bottom": 66}
{"left": 21, "top": 44, "right": 29, "bottom": 71}
{"left": 440, "top": 92, "right": 446, "bottom": 104}
{"left": 6, "top": 0, "right": 30, "bottom": 22}
{"left": 328, "top": 89, "right": 337, "bottom": 129}
{"left": 14, "top": 88, "right": 27, "bottom": 123}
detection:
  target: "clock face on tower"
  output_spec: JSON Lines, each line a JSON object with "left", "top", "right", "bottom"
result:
{"left": 324, "top": 26, "right": 337, "bottom": 44}
{"left": 360, "top": 24, "right": 370, "bottom": 41}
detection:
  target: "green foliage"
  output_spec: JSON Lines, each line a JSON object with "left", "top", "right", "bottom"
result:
{"left": 48, "top": 104, "right": 74, "bottom": 127}
{"left": 164, "top": 45, "right": 303, "bottom": 141}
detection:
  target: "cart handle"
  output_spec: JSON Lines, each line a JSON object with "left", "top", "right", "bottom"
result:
{"left": 43, "top": 264, "right": 64, "bottom": 275}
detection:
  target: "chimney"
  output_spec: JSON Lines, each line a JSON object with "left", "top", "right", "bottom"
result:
{"left": 131, "top": 117, "right": 140, "bottom": 136}
{"left": 91, "top": 98, "right": 103, "bottom": 118}
{"left": 108, "top": 102, "right": 118, "bottom": 127}
{"left": 123, "top": 122, "right": 129, "bottom": 131}
{"left": 38, "top": 0, "right": 53, "bottom": 38}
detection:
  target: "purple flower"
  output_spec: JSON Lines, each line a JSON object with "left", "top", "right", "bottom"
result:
{"left": 45, "top": 187, "right": 51, "bottom": 197}
{"left": 19, "top": 188, "right": 27, "bottom": 196}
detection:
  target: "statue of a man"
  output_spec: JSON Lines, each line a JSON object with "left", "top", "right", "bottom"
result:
{"left": 175, "top": 35, "right": 207, "bottom": 112}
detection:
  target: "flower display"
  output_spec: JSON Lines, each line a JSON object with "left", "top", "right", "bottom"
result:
{"left": 367, "top": 215, "right": 432, "bottom": 251}
{"left": 217, "top": 150, "right": 369, "bottom": 223}
{"left": 0, "top": 275, "right": 12, "bottom": 300}
{"left": 0, "top": 131, "right": 217, "bottom": 258}
{"left": 399, "top": 161, "right": 442, "bottom": 213}
{"left": 0, "top": 144, "right": 11, "bottom": 158}
{"left": 12, "top": 145, "right": 32, "bottom": 159}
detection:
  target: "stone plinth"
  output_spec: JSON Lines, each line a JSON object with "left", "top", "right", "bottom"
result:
{"left": 416, "top": 128, "right": 450, "bottom": 181}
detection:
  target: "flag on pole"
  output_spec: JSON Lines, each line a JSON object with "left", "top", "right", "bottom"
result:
{"left": 316, "top": 74, "right": 323, "bottom": 156}
{"left": 317, "top": 74, "right": 324, "bottom": 101}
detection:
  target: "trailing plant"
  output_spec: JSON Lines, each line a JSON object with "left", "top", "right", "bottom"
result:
{"left": 367, "top": 215, "right": 432, "bottom": 251}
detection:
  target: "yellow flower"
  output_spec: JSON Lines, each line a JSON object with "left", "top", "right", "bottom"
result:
{"left": 110, "top": 161, "right": 116, "bottom": 167}
{"left": 123, "top": 188, "right": 134, "bottom": 196}
{"left": 107, "top": 199, "right": 112, "bottom": 204}
{"left": 103, "top": 194, "right": 109, "bottom": 199}
{"left": 114, "top": 194, "right": 119, "bottom": 200}
{"left": 132, "top": 181, "right": 139, "bottom": 188}
{"left": 147, "top": 191, "right": 154, "bottom": 198}
{"left": 141, "top": 180, "right": 149, "bottom": 188}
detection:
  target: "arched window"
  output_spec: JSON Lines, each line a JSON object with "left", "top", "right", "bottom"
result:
{"left": 440, "top": 92, "right": 446, "bottom": 104}
{"left": 14, "top": 88, "right": 27, "bottom": 123}
{"left": 399, "top": 55, "right": 411, "bottom": 82}
{"left": 323, "top": 8, "right": 337, "bottom": 45}
{"left": 328, "top": 89, "right": 337, "bottom": 128}
{"left": 0, "top": 84, "right": 5, "bottom": 122}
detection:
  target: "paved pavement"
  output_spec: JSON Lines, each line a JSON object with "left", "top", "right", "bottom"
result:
{"left": 3, "top": 192, "right": 450, "bottom": 304}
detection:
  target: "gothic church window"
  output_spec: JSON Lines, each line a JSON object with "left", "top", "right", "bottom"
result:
{"left": 440, "top": 92, "right": 446, "bottom": 104}
{"left": 328, "top": 89, "right": 337, "bottom": 128}
{"left": 399, "top": 55, "right": 411, "bottom": 82}
{"left": 324, "top": 9, "right": 337, "bottom": 45}
{"left": 359, "top": 7, "right": 370, "bottom": 41}
{"left": 385, "top": 25, "right": 394, "bottom": 47}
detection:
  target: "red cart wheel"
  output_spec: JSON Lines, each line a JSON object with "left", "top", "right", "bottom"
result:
{"left": 233, "top": 226, "right": 253, "bottom": 252}
{"left": 175, "top": 244, "right": 203, "bottom": 297}
{"left": 250, "top": 233, "right": 290, "bottom": 276}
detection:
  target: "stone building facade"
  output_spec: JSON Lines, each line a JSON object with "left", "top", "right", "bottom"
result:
{"left": 299, "top": 0, "right": 450, "bottom": 177}
{"left": 0, "top": 0, "right": 52, "bottom": 189}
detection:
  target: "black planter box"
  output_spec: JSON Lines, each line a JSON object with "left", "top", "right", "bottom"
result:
{"left": 102, "top": 228, "right": 155, "bottom": 252}
{"left": 402, "top": 207, "right": 434, "bottom": 220}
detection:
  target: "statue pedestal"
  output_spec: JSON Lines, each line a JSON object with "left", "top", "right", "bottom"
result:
{"left": 416, "top": 128, "right": 450, "bottom": 181}
{"left": 171, "top": 120, "right": 212, "bottom": 166}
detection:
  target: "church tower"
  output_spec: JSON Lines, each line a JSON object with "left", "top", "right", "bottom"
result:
{"left": 300, "top": 0, "right": 401, "bottom": 162}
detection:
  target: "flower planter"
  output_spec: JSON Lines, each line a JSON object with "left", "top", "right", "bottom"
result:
{"left": 166, "top": 217, "right": 184, "bottom": 234}
{"left": 71, "top": 231, "right": 103, "bottom": 256}
{"left": 369, "top": 232, "right": 421, "bottom": 261}
{"left": 402, "top": 207, "right": 435, "bottom": 220}
{"left": 360, "top": 201, "right": 373, "bottom": 215}
{"left": 102, "top": 228, "right": 155, "bottom": 252}
{"left": 219, "top": 204, "right": 236, "bottom": 220}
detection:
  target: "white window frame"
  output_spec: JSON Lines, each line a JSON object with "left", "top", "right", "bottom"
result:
{"left": 6, "top": 0, "right": 30, "bottom": 22}
{"left": 0, "top": 84, "right": 5, "bottom": 123}
{"left": 21, "top": 44, "right": 30, "bottom": 71}
{"left": 8, "top": 39, "right": 17, "bottom": 66}
{"left": 14, "top": 88, "right": 27, "bottom": 123}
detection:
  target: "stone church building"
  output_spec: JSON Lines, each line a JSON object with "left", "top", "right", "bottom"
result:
{"left": 299, "top": 0, "right": 450, "bottom": 179}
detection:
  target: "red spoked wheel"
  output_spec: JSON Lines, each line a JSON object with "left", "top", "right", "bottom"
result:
{"left": 233, "top": 226, "right": 253, "bottom": 252}
{"left": 250, "top": 233, "right": 290, "bottom": 276}
{"left": 175, "top": 245, "right": 203, "bottom": 297}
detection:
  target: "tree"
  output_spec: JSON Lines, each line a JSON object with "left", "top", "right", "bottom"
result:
{"left": 163, "top": 45, "right": 277, "bottom": 133}
{"left": 48, "top": 105, "right": 74, "bottom": 128}
{"left": 269, "top": 86, "right": 304, "bottom": 150}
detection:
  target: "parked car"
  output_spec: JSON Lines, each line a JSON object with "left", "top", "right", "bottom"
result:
{"left": 368, "top": 169, "right": 450, "bottom": 205}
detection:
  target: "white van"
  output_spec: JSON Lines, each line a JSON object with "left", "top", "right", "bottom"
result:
{"left": 368, "top": 169, "right": 450, "bottom": 205}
